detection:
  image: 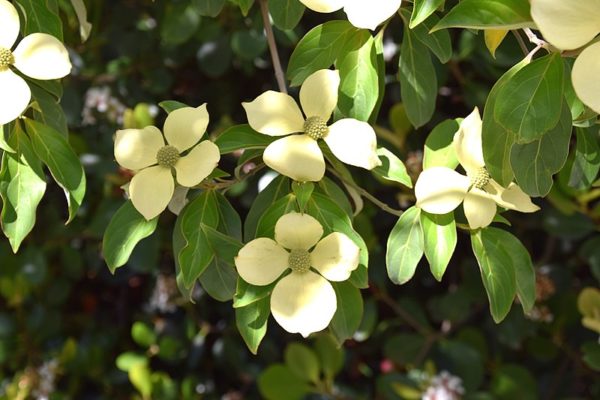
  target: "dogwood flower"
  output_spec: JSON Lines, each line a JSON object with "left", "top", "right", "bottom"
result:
{"left": 242, "top": 69, "right": 381, "bottom": 182}
{"left": 530, "top": 0, "right": 600, "bottom": 113}
{"left": 0, "top": 0, "right": 71, "bottom": 125}
{"left": 415, "top": 108, "right": 539, "bottom": 229}
{"left": 234, "top": 212, "right": 360, "bottom": 337}
{"left": 114, "top": 104, "right": 220, "bottom": 220}
{"left": 300, "top": 0, "right": 402, "bottom": 30}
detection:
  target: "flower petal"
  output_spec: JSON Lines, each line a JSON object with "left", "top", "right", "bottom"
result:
{"left": 299, "top": 0, "right": 344, "bottom": 13}
{"left": 572, "top": 42, "right": 600, "bottom": 114}
{"left": 263, "top": 135, "right": 326, "bottom": 182}
{"left": 114, "top": 126, "right": 164, "bottom": 170}
{"left": 453, "top": 107, "right": 485, "bottom": 176}
{"left": 175, "top": 140, "right": 220, "bottom": 187}
{"left": 275, "top": 212, "right": 323, "bottom": 250}
{"left": 415, "top": 167, "right": 470, "bottom": 214}
{"left": 325, "top": 118, "right": 381, "bottom": 169}
{"left": 485, "top": 180, "right": 540, "bottom": 213}
{"left": 271, "top": 271, "right": 337, "bottom": 337}
{"left": 463, "top": 189, "right": 497, "bottom": 229}
{"left": 234, "top": 238, "right": 289, "bottom": 286}
{"left": 129, "top": 165, "right": 174, "bottom": 220}
{"left": 242, "top": 91, "right": 305, "bottom": 136}
{"left": 530, "top": 0, "right": 600, "bottom": 50}
{"left": 300, "top": 69, "right": 340, "bottom": 121}
{"left": 344, "top": 0, "right": 402, "bottom": 30}
{"left": 0, "top": 0, "right": 19, "bottom": 48}
{"left": 311, "top": 233, "right": 359, "bottom": 281}
{"left": 13, "top": 33, "right": 71, "bottom": 80}
{"left": 163, "top": 104, "right": 209, "bottom": 152}
{"left": 0, "top": 69, "right": 30, "bottom": 125}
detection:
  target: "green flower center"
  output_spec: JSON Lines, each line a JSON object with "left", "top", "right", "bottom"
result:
{"left": 288, "top": 249, "right": 311, "bottom": 273}
{"left": 0, "top": 47, "right": 14, "bottom": 70}
{"left": 470, "top": 167, "right": 491, "bottom": 190}
{"left": 303, "top": 116, "right": 329, "bottom": 140}
{"left": 156, "top": 145, "right": 180, "bottom": 168}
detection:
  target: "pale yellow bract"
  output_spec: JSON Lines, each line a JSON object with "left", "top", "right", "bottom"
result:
{"left": 0, "top": 0, "right": 71, "bottom": 125}
{"left": 234, "top": 212, "right": 360, "bottom": 337}
{"left": 414, "top": 108, "right": 539, "bottom": 229}
{"left": 114, "top": 104, "right": 220, "bottom": 220}
{"left": 242, "top": 69, "right": 381, "bottom": 182}
{"left": 300, "top": 0, "right": 402, "bottom": 30}
{"left": 530, "top": 0, "right": 600, "bottom": 113}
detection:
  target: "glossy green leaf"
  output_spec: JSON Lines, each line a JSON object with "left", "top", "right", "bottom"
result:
{"left": 421, "top": 211, "right": 456, "bottom": 281}
{"left": 30, "top": 83, "right": 68, "bottom": 136}
{"left": 233, "top": 278, "right": 276, "bottom": 308}
{"left": 410, "top": 0, "right": 445, "bottom": 28}
{"left": 269, "top": 0, "right": 305, "bottom": 30}
{"left": 434, "top": 0, "right": 532, "bottom": 31}
{"left": 284, "top": 343, "right": 320, "bottom": 383}
{"left": 372, "top": 148, "right": 413, "bottom": 187}
{"left": 291, "top": 181, "right": 314, "bottom": 212}
{"left": 330, "top": 281, "right": 363, "bottom": 343}
{"left": 70, "top": 0, "right": 92, "bottom": 41}
{"left": 386, "top": 206, "right": 424, "bottom": 285}
{"left": 423, "top": 119, "right": 459, "bottom": 169}
{"left": 231, "top": 0, "right": 254, "bottom": 15}
{"left": 569, "top": 127, "right": 600, "bottom": 190}
{"left": 244, "top": 176, "right": 290, "bottom": 241}
{"left": 158, "top": 100, "right": 189, "bottom": 113}
{"left": 236, "top": 297, "right": 270, "bottom": 354}
{"left": 14, "top": 0, "right": 63, "bottom": 39}
{"left": 258, "top": 365, "right": 310, "bottom": 400}
{"left": 405, "top": 11, "right": 452, "bottom": 64}
{"left": 131, "top": 322, "right": 156, "bottom": 348}
{"left": 214, "top": 124, "right": 275, "bottom": 154}
{"left": 314, "top": 334, "right": 344, "bottom": 381}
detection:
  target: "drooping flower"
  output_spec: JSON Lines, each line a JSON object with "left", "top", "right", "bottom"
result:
{"left": 0, "top": 0, "right": 71, "bottom": 125}
{"left": 415, "top": 108, "right": 539, "bottom": 229}
{"left": 114, "top": 104, "right": 220, "bottom": 220}
{"left": 530, "top": 0, "right": 600, "bottom": 113}
{"left": 300, "top": 0, "right": 402, "bottom": 30}
{"left": 242, "top": 69, "right": 381, "bottom": 182}
{"left": 234, "top": 212, "right": 360, "bottom": 337}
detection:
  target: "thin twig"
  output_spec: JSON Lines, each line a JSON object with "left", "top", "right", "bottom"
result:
{"left": 373, "top": 289, "right": 431, "bottom": 336}
{"left": 511, "top": 30, "right": 529, "bottom": 56}
{"left": 258, "top": 0, "right": 287, "bottom": 94}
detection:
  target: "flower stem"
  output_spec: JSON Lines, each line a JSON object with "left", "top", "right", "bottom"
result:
{"left": 258, "top": 0, "right": 288, "bottom": 94}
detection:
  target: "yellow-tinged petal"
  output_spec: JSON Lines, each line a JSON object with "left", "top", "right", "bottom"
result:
{"left": 454, "top": 107, "right": 485, "bottom": 176}
{"left": 234, "top": 238, "right": 289, "bottom": 286}
{"left": 299, "top": 0, "right": 344, "bottom": 13}
{"left": 129, "top": 166, "right": 174, "bottom": 220}
{"left": 0, "top": 69, "right": 30, "bottom": 125}
{"left": 415, "top": 167, "right": 470, "bottom": 214}
{"left": 163, "top": 104, "right": 209, "bottom": 152}
{"left": 325, "top": 118, "right": 381, "bottom": 169}
{"left": 263, "top": 135, "right": 325, "bottom": 182}
{"left": 0, "top": 0, "right": 19, "bottom": 49}
{"left": 463, "top": 188, "right": 497, "bottom": 229}
{"left": 13, "top": 33, "right": 71, "bottom": 80}
{"left": 114, "top": 126, "right": 164, "bottom": 170}
{"left": 270, "top": 271, "right": 337, "bottom": 337}
{"left": 311, "top": 232, "right": 359, "bottom": 281}
{"left": 344, "top": 0, "right": 401, "bottom": 30}
{"left": 485, "top": 180, "right": 540, "bottom": 212}
{"left": 300, "top": 69, "right": 340, "bottom": 121}
{"left": 242, "top": 91, "right": 305, "bottom": 136}
{"left": 572, "top": 42, "right": 600, "bottom": 114}
{"left": 175, "top": 140, "right": 220, "bottom": 187}
{"left": 530, "top": 0, "right": 600, "bottom": 50}
{"left": 275, "top": 212, "right": 323, "bottom": 250}
{"left": 582, "top": 317, "right": 600, "bottom": 334}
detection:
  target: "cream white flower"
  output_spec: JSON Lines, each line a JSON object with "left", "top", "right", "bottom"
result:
{"left": 242, "top": 69, "right": 381, "bottom": 182}
{"left": 300, "top": 0, "right": 402, "bottom": 30}
{"left": 415, "top": 108, "right": 539, "bottom": 229}
{"left": 0, "top": 0, "right": 71, "bottom": 125}
{"left": 530, "top": 0, "right": 600, "bottom": 113}
{"left": 234, "top": 212, "right": 360, "bottom": 337}
{"left": 114, "top": 104, "right": 220, "bottom": 220}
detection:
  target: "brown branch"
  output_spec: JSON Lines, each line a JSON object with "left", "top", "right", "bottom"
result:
{"left": 258, "top": 0, "right": 288, "bottom": 94}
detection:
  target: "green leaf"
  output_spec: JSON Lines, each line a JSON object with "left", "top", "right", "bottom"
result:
{"left": 129, "top": 363, "right": 153, "bottom": 398}
{"left": 231, "top": 30, "right": 267, "bottom": 61}
{"left": 30, "top": 83, "right": 68, "bottom": 136}
{"left": 313, "top": 334, "right": 344, "bottom": 380}
{"left": 510, "top": 102, "right": 572, "bottom": 197}
{"left": 406, "top": 11, "right": 452, "bottom": 64}
{"left": 330, "top": 281, "right": 363, "bottom": 343}
{"left": 284, "top": 343, "right": 320, "bottom": 383}
{"left": 160, "top": 3, "right": 200, "bottom": 46}
{"left": 386, "top": 206, "right": 424, "bottom": 285}
{"left": 244, "top": 176, "right": 290, "bottom": 241}
{"left": 198, "top": 257, "right": 238, "bottom": 302}
{"left": 0, "top": 128, "right": 46, "bottom": 252}
{"left": 255, "top": 194, "right": 297, "bottom": 238}
{"left": 0, "top": 124, "right": 16, "bottom": 153}
{"left": 372, "top": 148, "right": 413, "bottom": 187}
{"left": 14, "top": 0, "right": 63, "bottom": 39}
{"left": 102, "top": 201, "right": 158, "bottom": 273}
{"left": 236, "top": 297, "right": 270, "bottom": 354}
{"left": 410, "top": 0, "right": 445, "bottom": 28}
{"left": 269, "top": 0, "right": 305, "bottom": 30}
{"left": 214, "top": 124, "right": 275, "bottom": 154}
{"left": 494, "top": 53, "right": 564, "bottom": 143}
{"left": 231, "top": 0, "right": 254, "bottom": 15}
{"left": 116, "top": 352, "right": 146, "bottom": 371}
{"left": 423, "top": 119, "right": 459, "bottom": 169}
{"left": 470, "top": 229, "right": 517, "bottom": 323}
{"left": 258, "top": 365, "right": 310, "bottom": 400}
{"left": 192, "top": 0, "right": 225, "bottom": 17}
{"left": 569, "top": 127, "right": 600, "bottom": 190}
{"left": 399, "top": 24, "right": 437, "bottom": 128}
{"left": 337, "top": 31, "right": 379, "bottom": 121}
{"left": 70, "top": 0, "right": 92, "bottom": 42}
{"left": 491, "top": 364, "right": 537, "bottom": 400}
{"left": 131, "top": 322, "right": 157, "bottom": 348}
{"left": 420, "top": 211, "right": 456, "bottom": 281}
{"left": 291, "top": 181, "right": 314, "bottom": 212}
{"left": 25, "top": 119, "right": 86, "bottom": 223}
{"left": 214, "top": 192, "right": 242, "bottom": 239}
{"left": 158, "top": 100, "right": 189, "bottom": 113}
{"left": 287, "top": 21, "right": 359, "bottom": 86}
{"left": 582, "top": 342, "right": 600, "bottom": 372}
{"left": 233, "top": 278, "right": 276, "bottom": 308}
{"left": 434, "top": 0, "right": 532, "bottom": 31}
